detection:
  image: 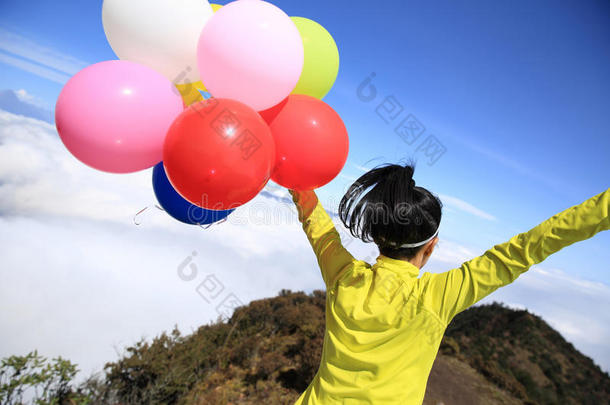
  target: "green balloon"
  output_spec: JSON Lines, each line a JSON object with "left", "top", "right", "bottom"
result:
{"left": 291, "top": 17, "right": 340, "bottom": 99}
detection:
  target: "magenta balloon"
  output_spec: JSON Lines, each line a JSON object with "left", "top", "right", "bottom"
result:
{"left": 55, "top": 60, "right": 184, "bottom": 173}
{"left": 197, "top": 0, "right": 304, "bottom": 111}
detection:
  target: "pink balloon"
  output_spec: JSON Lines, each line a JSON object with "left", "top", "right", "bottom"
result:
{"left": 197, "top": 0, "right": 304, "bottom": 111}
{"left": 55, "top": 60, "right": 184, "bottom": 173}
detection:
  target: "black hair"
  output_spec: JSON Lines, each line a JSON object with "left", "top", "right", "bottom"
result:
{"left": 338, "top": 159, "right": 443, "bottom": 260}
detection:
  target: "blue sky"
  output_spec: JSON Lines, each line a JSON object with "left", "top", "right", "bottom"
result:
{"left": 1, "top": 0, "right": 609, "bottom": 376}
{"left": 3, "top": 0, "right": 607, "bottom": 278}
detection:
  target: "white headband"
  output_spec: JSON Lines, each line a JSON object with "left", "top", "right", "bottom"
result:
{"left": 380, "top": 227, "right": 440, "bottom": 249}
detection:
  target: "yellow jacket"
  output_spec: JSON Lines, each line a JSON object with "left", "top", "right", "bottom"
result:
{"left": 290, "top": 188, "right": 609, "bottom": 405}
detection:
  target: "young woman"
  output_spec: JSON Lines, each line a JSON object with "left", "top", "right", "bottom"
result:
{"left": 289, "top": 162, "right": 609, "bottom": 405}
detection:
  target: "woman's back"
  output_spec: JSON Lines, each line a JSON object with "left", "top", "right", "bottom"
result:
{"left": 295, "top": 256, "right": 448, "bottom": 404}
{"left": 290, "top": 172, "right": 609, "bottom": 404}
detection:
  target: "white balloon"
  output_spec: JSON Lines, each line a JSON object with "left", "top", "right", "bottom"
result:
{"left": 102, "top": 0, "right": 213, "bottom": 83}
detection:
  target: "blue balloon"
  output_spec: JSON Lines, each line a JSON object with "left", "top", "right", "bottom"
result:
{"left": 152, "top": 162, "right": 234, "bottom": 225}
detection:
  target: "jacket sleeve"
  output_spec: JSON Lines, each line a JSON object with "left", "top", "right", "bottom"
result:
{"left": 422, "top": 188, "right": 610, "bottom": 325}
{"left": 289, "top": 189, "right": 357, "bottom": 289}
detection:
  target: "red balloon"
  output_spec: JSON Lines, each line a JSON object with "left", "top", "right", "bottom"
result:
{"left": 163, "top": 98, "right": 275, "bottom": 210}
{"left": 258, "top": 97, "right": 288, "bottom": 123}
{"left": 261, "top": 94, "right": 349, "bottom": 190}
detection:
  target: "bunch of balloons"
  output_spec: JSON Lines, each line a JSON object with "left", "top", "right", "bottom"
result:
{"left": 55, "top": 0, "right": 349, "bottom": 226}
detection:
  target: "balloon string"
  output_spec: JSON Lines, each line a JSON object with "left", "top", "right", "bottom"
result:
{"left": 198, "top": 216, "right": 228, "bottom": 230}
{"left": 134, "top": 204, "right": 228, "bottom": 228}
{"left": 133, "top": 206, "right": 149, "bottom": 226}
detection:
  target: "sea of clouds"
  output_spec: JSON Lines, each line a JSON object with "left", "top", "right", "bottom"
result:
{"left": 1, "top": 108, "right": 608, "bottom": 382}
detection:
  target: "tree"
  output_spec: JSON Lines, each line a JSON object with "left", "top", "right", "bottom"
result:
{"left": 0, "top": 350, "right": 91, "bottom": 405}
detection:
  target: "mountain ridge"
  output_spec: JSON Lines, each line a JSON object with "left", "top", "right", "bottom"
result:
{"left": 94, "top": 289, "right": 610, "bottom": 404}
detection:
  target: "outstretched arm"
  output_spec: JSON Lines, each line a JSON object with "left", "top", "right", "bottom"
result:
{"left": 289, "top": 189, "right": 357, "bottom": 289}
{"left": 422, "top": 188, "right": 610, "bottom": 324}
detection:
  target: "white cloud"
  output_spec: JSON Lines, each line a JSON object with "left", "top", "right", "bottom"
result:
{"left": 0, "top": 28, "right": 90, "bottom": 76}
{"left": 0, "top": 89, "right": 53, "bottom": 123}
{"left": 520, "top": 267, "right": 610, "bottom": 298}
{"left": 0, "top": 110, "right": 318, "bottom": 258}
{"left": 0, "top": 109, "right": 608, "bottom": 385}
{"left": 352, "top": 163, "right": 370, "bottom": 172}
{"left": 0, "top": 110, "right": 326, "bottom": 381}
{"left": 339, "top": 173, "right": 358, "bottom": 182}
{"left": 429, "top": 238, "right": 479, "bottom": 265}
{"left": 0, "top": 52, "right": 71, "bottom": 84}
{"left": 14, "top": 89, "right": 50, "bottom": 110}
{"left": 0, "top": 110, "right": 149, "bottom": 222}
{"left": 437, "top": 193, "right": 497, "bottom": 221}
{"left": 0, "top": 214, "right": 321, "bottom": 382}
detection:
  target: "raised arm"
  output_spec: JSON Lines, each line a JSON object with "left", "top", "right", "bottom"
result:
{"left": 422, "top": 188, "right": 610, "bottom": 325}
{"left": 289, "top": 189, "right": 357, "bottom": 289}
